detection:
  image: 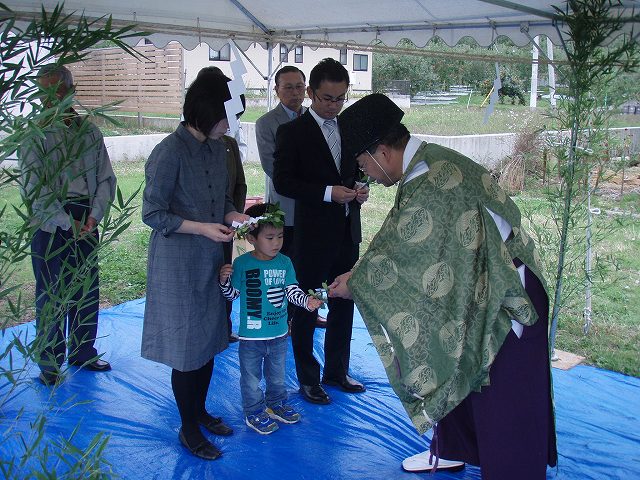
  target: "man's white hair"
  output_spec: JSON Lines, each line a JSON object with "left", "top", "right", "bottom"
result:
{"left": 38, "top": 64, "right": 74, "bottom": 89}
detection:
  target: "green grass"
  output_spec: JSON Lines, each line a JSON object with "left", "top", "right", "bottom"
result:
{"left": 551, "top": 203, "right": 639, "bottom": 376}
{"left": 514, "top": 183, "right": 640, "bottom": 376}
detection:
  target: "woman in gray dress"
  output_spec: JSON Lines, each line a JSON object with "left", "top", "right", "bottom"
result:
{"left": 141, "top": 74, "right": 248, "bottom": 460}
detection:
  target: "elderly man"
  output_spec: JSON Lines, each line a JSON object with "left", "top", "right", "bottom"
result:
{"left": 256, "top": 66, "right": 326, "bottom": 329}
{"left": 273, "top": 58, "right": 369, "bottom": 405}
{"left": 20, "top": 64, "right": 116, "bottom": 386}
{"left": 330, "top": 94, "right": 557, "bottom": 479}
{"left": 256, "top": 66, "right": 306, "bottom": 254}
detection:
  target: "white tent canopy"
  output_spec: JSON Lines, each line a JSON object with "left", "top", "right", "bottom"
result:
{"left": 7, "top": 0, "right": 639, "bottom": 53}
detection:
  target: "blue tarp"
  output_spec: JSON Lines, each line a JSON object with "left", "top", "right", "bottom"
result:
{"left": 1, "top": 298, "right": 639, "bottom": 479}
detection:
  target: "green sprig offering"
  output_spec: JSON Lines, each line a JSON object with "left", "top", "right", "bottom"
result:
{"left": 357, "top": 169, "right": 371, "bottom": 187}
{"left": 308, "top": 281, "right": 330, "bottom": 308}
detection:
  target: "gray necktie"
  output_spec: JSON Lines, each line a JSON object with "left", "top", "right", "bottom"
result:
{"left": 323, "top": 119, "right": 348, "bottom": 215}
{"left": 323, "top": 119, "right": 341, "bottom": 169}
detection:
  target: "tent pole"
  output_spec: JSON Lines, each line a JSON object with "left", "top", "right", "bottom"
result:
{"left": 547, "top": 37, "right": 557, "bottom": 108}
{"left": 267, "top": 42, "right": 273, "bottom": 111}
{"left": 529, "top": 35, "right": 539, "bottom": 109}
{"left": 584, "top": 175, "right": 593, "bottom": 335}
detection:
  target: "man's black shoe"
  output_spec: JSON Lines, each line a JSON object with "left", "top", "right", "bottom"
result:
{"left": 300, "top": 384, "right": 330, "bottom": 404}
{"left": 322, "top": 375, "right": 366, "bottom": 393}
{"left": 70, "top": 359, "right": 112, "bottom": 371}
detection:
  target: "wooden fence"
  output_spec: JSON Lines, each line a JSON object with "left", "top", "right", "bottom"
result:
{"left": 67, "top": 42, "right": 184, "bottom": 116}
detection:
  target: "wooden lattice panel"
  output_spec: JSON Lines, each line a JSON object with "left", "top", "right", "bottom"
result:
{"left": 67, "top": 42, "right": 184, "bottom": 115}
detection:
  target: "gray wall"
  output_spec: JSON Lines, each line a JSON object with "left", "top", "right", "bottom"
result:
{"left": 103, "top": 124, "right": 640, "bottom": 173}
{"left": 4, "top": 125, "right": 638, "bottom": 174}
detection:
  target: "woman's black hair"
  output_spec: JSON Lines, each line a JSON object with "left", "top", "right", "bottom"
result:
{"left": 196, "top": 67, "right": 246, "bottom": 118}
{"left": 183, "top": 73, "right": 231, "bottom": 135}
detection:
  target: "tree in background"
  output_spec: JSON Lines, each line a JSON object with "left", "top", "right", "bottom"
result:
{"left": 603, "top": 62, "right": 640, "bottom": 107}
{"left": 544, "top": 0, "right": 639, "bottom": 353}
{"left": 372, "top": 37, "right": 538, "bottom": 95}
{"left": 480, "top": 68, "right": 526, "bottom": 104}
{"left": 372, "top": 40, "right": 440, "bottom": 95}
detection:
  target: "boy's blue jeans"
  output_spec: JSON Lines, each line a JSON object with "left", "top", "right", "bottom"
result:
{"left": 239, "top": 336, "right": 288, "bottom": 416}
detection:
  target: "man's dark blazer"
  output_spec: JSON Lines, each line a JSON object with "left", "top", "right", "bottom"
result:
{"left": 273, "top": 109, "right": 362, "bottom": 385}
{"left": 273, "top": 109, "right": 362, "bottom": 273}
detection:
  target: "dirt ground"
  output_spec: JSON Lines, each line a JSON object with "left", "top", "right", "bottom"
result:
{"left": 597, "top": 165, "right": 640, "bottom": 197}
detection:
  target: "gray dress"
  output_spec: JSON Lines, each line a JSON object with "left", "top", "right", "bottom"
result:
{"left": 141, "top": 123, "right": 235, "bottom": 371}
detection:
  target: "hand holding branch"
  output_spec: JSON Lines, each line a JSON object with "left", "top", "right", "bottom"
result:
{"left": 306, "top": 296, "right": 323, "bottom": 311}
{"left": 331, "top": 185, "right": 357, "bottom": 205}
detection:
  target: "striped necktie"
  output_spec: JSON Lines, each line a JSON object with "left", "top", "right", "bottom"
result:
{"left": 323, "top": 119, "right": 348, "bottom": 216}
{"left": 323, "top": 119, "right": 341, "bottom": 169}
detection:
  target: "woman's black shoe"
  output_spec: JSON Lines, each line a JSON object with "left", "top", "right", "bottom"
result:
{"left": 178, "top": 429, "right": 222, "bottom": 460}
{"left": 199, "top": 415, "right": 233, "bottom": 436}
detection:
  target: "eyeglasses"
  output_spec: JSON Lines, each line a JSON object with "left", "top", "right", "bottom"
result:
{"left": 278, "top": 84, "right": 306, "bottom": 93}
{"left": 312, "top": 89, "right": 349, "bottom": 105}
{"left": 358, "top": 150, "right": 374, "bottom": 173}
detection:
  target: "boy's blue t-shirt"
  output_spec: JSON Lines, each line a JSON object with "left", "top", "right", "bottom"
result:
{"left": 231, "top": 252, "right": 298, "bottom": 340}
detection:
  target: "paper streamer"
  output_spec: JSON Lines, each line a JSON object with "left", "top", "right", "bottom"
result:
{"left": 483, "top": 63, "right": 501, "bottom": 124}
{"left": 225, "top": 41, "right": 248, "bottom": 136}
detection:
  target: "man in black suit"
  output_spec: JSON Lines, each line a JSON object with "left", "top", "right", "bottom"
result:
{"left": 273, "top": 58, "right": 369, "bottom": 405}
{"left": 256, "top": 66, "right": 327, "bottom": 329}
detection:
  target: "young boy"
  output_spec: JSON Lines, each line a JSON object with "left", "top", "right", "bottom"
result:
{"left": 219, "top": 203, "right": 323, "bottom": 434}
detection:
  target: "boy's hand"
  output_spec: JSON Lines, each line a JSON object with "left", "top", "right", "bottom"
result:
{"left": 306, "top": 296, "right": 323, "bottom": 311}
{"left": 219, "top": 264, "right": 233, "bottom": 283}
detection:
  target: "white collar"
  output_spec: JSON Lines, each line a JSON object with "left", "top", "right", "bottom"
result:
{"left": 401, "top": 136, "right": 428, "bottom": 185}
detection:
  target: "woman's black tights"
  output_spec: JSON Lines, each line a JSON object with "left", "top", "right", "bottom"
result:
{"left": 171, "top": 358, "right": 214, "bottom": 444}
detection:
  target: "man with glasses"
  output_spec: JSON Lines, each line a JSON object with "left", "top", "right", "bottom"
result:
{"left": 273, "top": 58, "right": 369, "bottom": 405}
{"left": 256, "top": 66, "right": 306, "bottom": 261}
{"left": 257, "top": 66, "right": 328, "bottom": 330}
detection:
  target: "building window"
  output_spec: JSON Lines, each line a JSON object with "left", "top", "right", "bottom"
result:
{"left": 280, "top": 45, "right": 289, "bottom": 62}
{"left": 353, "top": 53, "right": 368, "bottom": 71}
{"left": 209, "top": 44, "right": 231, "bottom": 61}
{"left": 294, "top": 46, "right": 303, "bottom": 63}
{"left": 340, "top": 48, "right": 348, "bottom": 65}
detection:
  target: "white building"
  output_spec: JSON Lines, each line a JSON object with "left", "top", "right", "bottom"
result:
{"left": 183, "top": 42, "right": 372, "bottom": 95}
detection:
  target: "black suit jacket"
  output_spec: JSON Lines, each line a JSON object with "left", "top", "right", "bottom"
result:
{"left": 273, "top": 110, "right": 362, "bottom": 258}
